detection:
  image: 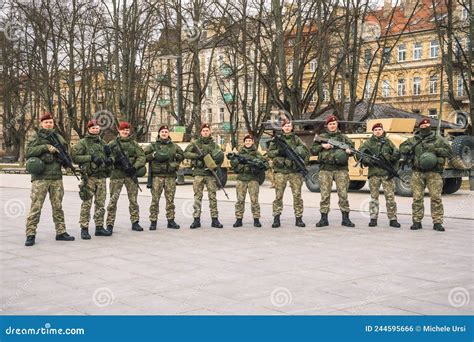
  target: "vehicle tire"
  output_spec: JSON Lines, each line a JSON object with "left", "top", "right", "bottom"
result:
{"left": 395, "top": 168, "right": 413, "bottom": 197}
{"left": 348, "top": 180, "right": 366, "bottom": 191}
{"left": 305, "top": 164, "right": 320, "bottom": 192}
{"left": 442, "top": 177, "right": 462, "bottom": 194}
{"left": 455, "top": 111, "right": 469, "bottom": 129}
{"left": 216, "top": 168, "right": 228, "bottom": 187}
{"left": 451, "top": 135, "right": 474, "bottom": 169}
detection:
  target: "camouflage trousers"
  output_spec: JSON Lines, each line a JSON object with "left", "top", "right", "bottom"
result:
{"left": 106, "top": 177, "right": 139, "bottom": 226}
{"left": 192, "top": 175, "right": 218, "bottom": 218}
{"left": 235, "top": 180, "right": 260, "bottom": 219}
{"left": 149, "top": 176, "right": 177, "bottom": 221}
{"left": 25, "top": 180, "right": 66, "bottom": 236}
{"left": 272, "top": 172, "right": 304, "bottom": 217}
{"left": 319, "top": 170, "right": 350, "bottom": 214}
{"left": 412, "top": 171, "right": 444, "bottom": 224}
{"left": 368, "top": 176, "right": 397, "bottom": 220}
{"left": 79, "top": 177, "right": 106, "bottom": 228}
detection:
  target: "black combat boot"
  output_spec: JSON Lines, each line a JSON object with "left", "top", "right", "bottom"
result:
{"left": 410, "top": 222, "right": 422, "bottom": 230}
{"left": 389, "top": 220, "right": 401, "bottom": 228}
{"left": 167, "top": 219, "right": 180, "bottom": 229}
{"left": 233, "top": 218, "right": 243, "bottom": 227}
{"left": 272, "top": 215, "right": 281, "bottom": 228}
{"left": 211, "top": 218, "right": 223, "bottom": 228}
{"left": 190, "top": 218, "right": 201, "bottom": 229}
{"left": 368, "top": 219, "right": 377, "bottom": 227}
{"left": 149, "top": 221, "right": 157, "bottom": 230}
{"left": 316, "top": 213, "right": 329, "bottom": 227}
{"left": 95, "top": 226, "right": 112, "bottom": 236}
{"left": 25, "top": 235, "right": 35, "bottom": 247}
{"left": 131, "top": 222, "right": 144, "bottom": 231}
{"left": 106, "top": 225, "right": 114, "bottom": 235}
{"left": 295, "top": 217, "right": 305, "bottom": 227}
{"left": 56, "top": 232, "right": 75, "bottom": 241}
{"left": 341, "top": 212, "right": 355, "bottom": 227}
{"left": 254, "top": 218, "right": 262, "bottom": 228}
{"left": 81, "top": 228, "right": 91, "bottom": 240}
{"left": 433, "top": 223, "right": 445, "bottom": 232}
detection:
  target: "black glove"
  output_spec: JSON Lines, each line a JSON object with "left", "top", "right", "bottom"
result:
{"left": 104, "top": 145, "right": 112, "bottom": 157}
{"left": 104, "top": 157, "right": 114, "bottom": 167}
{"left": 127, "top": 166, "right": 137, "bottom": 177}
{"left": 197, "top": 153, "right": 205, "bottom": 161}
{"left": 92, "top": 155, "right": 104, "bottom": 167}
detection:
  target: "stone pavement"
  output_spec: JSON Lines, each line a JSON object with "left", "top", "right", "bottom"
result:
{"left": 0, "top": 174, "right": 473, "bottom": 315}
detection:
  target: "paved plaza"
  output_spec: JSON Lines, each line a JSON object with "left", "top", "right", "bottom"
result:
{"left": 0, "top": 174, "right": 473, "bottom": 315}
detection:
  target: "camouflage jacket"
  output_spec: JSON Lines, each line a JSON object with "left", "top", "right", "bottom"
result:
{"left": 399, "top": 130, "right": 452, "bottom": 173}
{"left": 267, "top": 133, "right": 310, "bottom": 174}
{"left": 311, "top": 130, "right": 354, "bottom": 171}
{"left": 230, "top": 145, "right": 269, "bottom": 182}
{"left": 359, "top": 133, "right": 400, "bottom": 178}
{"left": 144, "top": 138, "right": 184, "bottom": 177}
{"left": 108, "top": 136, "right": 146, "bottom": 179}
{"left": 72, "top": 134, "right": 111, "bottom": 178}
{"left": 26, "top": 128, "right": 67, "bottom": 181}
{"left": 183, "top": 137, "right": 223, "bottom": 177}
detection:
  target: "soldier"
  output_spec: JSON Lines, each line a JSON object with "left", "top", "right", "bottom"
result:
{"left": 229, "top": 134, "right": 269, "bottom": 228}
{"left": 183, "top": 123, "right": 225, "bottom": 229}
{"left": 105, "top": 122, "right": 146, "bottom": 234}
{"left": 72, "top": 120, "right": 113, "bottom": 239}
{"left": 311, "top": 115, "right": 355, "bottom": 227}
{"left": 144, "top": 125, "right": 184, "bottom": 230}
{"left": 24, "top": 112, "right": 75, "bottom": 246}
{"left": 359, "top": 122, "right": 401, "bottom": 228}
{"left": 267, "top": 119, "right": 310, "bottom": 228}
{"left": 399, "top": 118, "right": 452, "bottom": 232}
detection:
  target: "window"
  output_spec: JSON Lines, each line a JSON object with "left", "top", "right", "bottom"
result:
{"left": 413, "top": 77, "right": 421, "bottom": 95}
{"left": 397, "top": 78, "right": 406, "bottom": 96}
{"left": 322, "top": 86, "right": 329, "bottom": 102}
{"left": 309, "top": 59, "right": 317, "bottom": 72}
{"left": 455, "top": 39, "right": 463, "bottom": 59}
{"left": 382, "top": 79, "right": 390, "bottom": 97}
{"left": 382, "top": 47, "right": 391, "bottom": 64}
{"left": 398, "top": 44, "right": 406, "bottom": 62}
{"left": 336, "top": 82, "right": 342, "bottom": 100}
{"left": 206, "top": 85, "right": 212, "bottom": 97}
{"left": 430, "top": 40, "right": 439, "bottom": 58}
{"left": 207, "top": 108, "right": 213, "bottom": 123}
{"left": 413, "top": 42, "right": 422, "bottom": 60}
{"left": 429, "top": 75, "right": 438, "bottom": 94}
{"left": 219, "top": 108, "right": 225, "bottom": 123}
{"left": 364, "top": 49, "right": 372, "bottom": 67}
{"left": 429, "top": 109, "right": 438, "bottom": 118}
{"left": 461, "top": 7, "right": 468, "bottom": 21}
{"left": 457, "top": 75, "right": 465, "bottom": 96}
{"left": 365, "top": 80, "right": 372, "bottom": 98}
{"left": 247, "top": 79, "right": 253, "bottom": 94}
{"left": 287, "top": 60, "right": 293, "bottom": 74}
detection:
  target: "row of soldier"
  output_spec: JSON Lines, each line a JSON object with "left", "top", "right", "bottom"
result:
{"left": 23, "top": 112, "right": 452, "bottom": 246}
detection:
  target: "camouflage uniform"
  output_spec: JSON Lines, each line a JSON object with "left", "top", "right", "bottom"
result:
{"left": 230, "top": 145, "right": 269, "bottom": 219}
{"left": 25, "top": 129, "right": 68, "bottom": 236}
{"left": 311, "top": 130, "right": 354, "bottom": 214}
{"left": 183, "top": 137, "right": 224, "bottom": 218}
{"left": 72, "top": 134, "right": 111, "bottom": 228}
{"left": 359, "top": 133, "right": 400, "bottom": 220}
{"left": 144, "top": 137, "right": 184, "bottom": 220}
{"left": 106, "top": 136, "right": 146, "bottom": 226}
{"left": 267, "top": 133, "right": 309, "bottom": 217}
{"left": 400, "top": 130, "right": 452, "bottom": 224}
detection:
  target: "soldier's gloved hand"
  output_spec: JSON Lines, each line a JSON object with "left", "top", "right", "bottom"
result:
{"left": 127, "top": 166, "right": 137, "bottom": 176}
{"left": 91, "top": 155, "right": 104, "bottom": 167}
{"left": 104, "top": 157, "right": 114, "bottom": 167}
{"left": 197, "top": 153, "right": 206, "bottom": 161}
{"left": 47, "top": 144, "right": 59, "bottom": 153}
